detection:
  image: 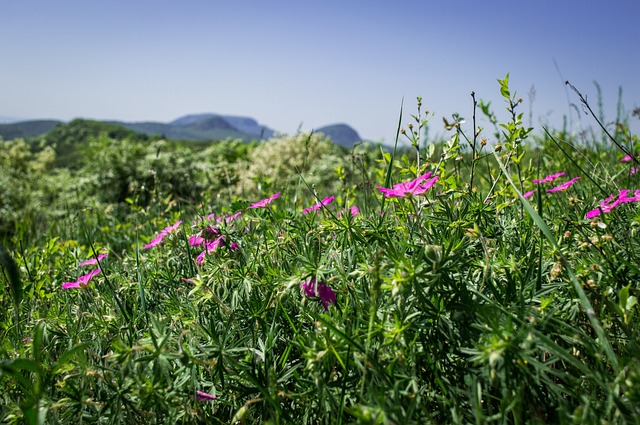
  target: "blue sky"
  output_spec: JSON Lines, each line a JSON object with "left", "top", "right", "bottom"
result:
{"left": 1, "top": 0, "right": 639, "bottom": 144}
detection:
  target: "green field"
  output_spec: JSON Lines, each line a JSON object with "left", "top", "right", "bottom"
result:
{"left": 1, "top": 76, "right": 640, "bottom": 424}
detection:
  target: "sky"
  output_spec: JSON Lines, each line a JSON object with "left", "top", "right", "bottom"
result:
{"left": 1, "top": 0, "right": 639, "bottom": 144}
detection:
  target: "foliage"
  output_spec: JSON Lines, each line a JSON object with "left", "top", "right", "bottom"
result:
{"left": 236, "top": 131, "right": 350, "bottom": 199}
{"left": 1, "top": 77, "right": 640, "bottom": 424}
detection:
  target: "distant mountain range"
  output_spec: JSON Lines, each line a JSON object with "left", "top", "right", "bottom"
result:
{"left": 0, "top": 113, "right": 365, "bottom": 147}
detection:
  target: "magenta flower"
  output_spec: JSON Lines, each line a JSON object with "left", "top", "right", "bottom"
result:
{"left": 196, "top": 235, "right": 226, "bottom": 265}
{"left": 162, "top": 220, "right": 182, "bottom": 234}
{"left": 377, "top": 172, "right": 439, "bottom": 198}
{"left": 547, "top": 177, "right": 581, "bottom": 193}
{"left": 338, "top": 205, "right": 359, "bottom": 217}
{"left": 221, "top": 211, "right": 242, "bottom": 223}
{"left": 196, "top": 390, "right": 217, "bottom": 401}
{"left": 523, "top": 190, "right": 536, "bottom": 199}
{"left": 631, "top": 166, "right": 639, "bottom": 176}
{"left": 621, "top": 155, "right": 633, "bottom": 162}
{"left": 143, "top": 234, "right": 166, "bottom": 249}
{"left": 143, "top": 220, "right": 183, "bottom": 249}
{"left": 300, "top": 277, "right": 336, "bottom": 310}
{"left": 586, "top": 189, "right": 640, "bottom": 219}
{"left": 248, "top": 192, "right": 280, "bottom": 209}
{"left": 62, "top": 268, "right": 101, "bottom": 290}
{"left": 532, "top": 172, "right": 566, "bottom": 184}
{"left": 189, "top": 235, "right": 205, "bottom": 247}
{"left": 195, "top": 211, "right": 242, "bottom": 226}
{"left": 78, "top": 253, "right": 108, "bottom": 267}
{"left": 303, "top": 195, "right": 335, "bottom": 214}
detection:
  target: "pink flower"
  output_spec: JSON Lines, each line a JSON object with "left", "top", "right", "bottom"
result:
{"left": 189, "top": 235, "right": 205, "bottom": 246}
{"left": 377, "top": 172, "right": 439, "bottom": 198}
{"left": 143, "top": 234, "right": 166, "bottom": 249}
{"left": 300, "top": 277, "right": 336, "bottom": 310}
{"left": 621, "top": 155, "right": 633, "bottom": 162}
{"left": 523, "top": 190, "right": 535, "bottom": 199}
{"left": 302, "top": 195, "right": 335, "bottom": 214}
{"left": 195, "top": 211, "right": 243, "bottom": 226}
{"left": 196, "top": 235, "right": 226, "bottom": 265}
{"left": 196, "top": 390, "right": 217, "bottom": 401}
{"left": 248, "top": 192, "right": 280, "bottom": 209}
{"left": 338, "top": 205, "right": 359, "bottom": 217}
{"left": 631, "top": 166, "right": 639, "bottom": 176}
{"left": 143, "top": 220, "right": 183, "bottom": 249}
{"left": 162, "top": 220, "right": 182, "bottom": 234}
{"left": 78, "top": 253, "right": 108, "bottom": 267}
{"left": 62, "top": 268, "right": 101, "bottom": 290}
{"left": 221, "top": 211, "right": 242, "bottom": 223}
{"left": 230, "top": 241, "right": 240, "bottom": 251}
{"left": 547, "top": 177, "right": 581, "bottom": 193}
{"left": 585, "top": 189, "right": 640, "bottom": 219}
{"left": 532, "top": 172, "right": 566, "bottom": 184}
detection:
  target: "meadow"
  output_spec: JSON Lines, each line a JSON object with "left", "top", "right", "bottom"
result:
{"left": 1, "top": 76, "right": 640, "bottom": 424}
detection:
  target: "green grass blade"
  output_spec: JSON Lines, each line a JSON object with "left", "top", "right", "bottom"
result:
{"left": 492, "top": 150, "right": 620, "bottom": 374}
{"left": 0, "top": 242, "right": 22, "bottom": 307}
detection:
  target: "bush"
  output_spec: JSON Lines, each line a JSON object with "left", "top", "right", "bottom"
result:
{"left": 236, "top": 132, "right": 348, "bottom": 198}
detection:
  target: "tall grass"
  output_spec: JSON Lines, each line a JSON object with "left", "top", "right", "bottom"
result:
{"left": 1, "top": 78, "right": 640, "bottom": 424}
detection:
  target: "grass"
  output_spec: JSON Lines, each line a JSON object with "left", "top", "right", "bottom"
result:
{"left": 2, "top": 78, "right": 640, "bottom": 424}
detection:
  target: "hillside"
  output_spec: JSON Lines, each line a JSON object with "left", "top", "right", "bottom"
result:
{"left": 0, "top": 115, "right": 368, "bottom": 148}
{"left": 0, "top": 120, "right": 62, "bottom": 140}
{"left": 171, "top": 113, "right": 276, "bottom": 139}
{"left": 315, "top": 123, "right": 363, "bottom": 147}
{"left": 109, "top": 116, "right": 251, "bottom": 142}
{"left": 41, "top": 119, "right": 152, "bottom": 168}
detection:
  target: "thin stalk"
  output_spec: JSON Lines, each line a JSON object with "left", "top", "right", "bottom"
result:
{"left": 566, "top": 80, "right": 639, "bottom": 166}
{"left": 469, "top": 92, "right": 479, "bottom": 194}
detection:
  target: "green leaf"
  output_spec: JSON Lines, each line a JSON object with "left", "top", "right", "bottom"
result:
{"left": 493, "top": 149, "right": 620, "bottom": 374}
{"left": 51, "top": 343, "right": 89, "bottom": 374}
{"left": 0, "top": 243, "right": 22, "bottom": 307}
{"left": 619, "top": 285, "right": 630, "bottom": 312}
{"left": 498, "top": 73, "right": 510, "bottom": 99}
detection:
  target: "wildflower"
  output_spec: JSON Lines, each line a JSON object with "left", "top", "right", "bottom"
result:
{"left": 143, "top": 234, "right": 166, "bottom": 249}
{"left": 302, "top": 195, "right": 335, "bottom": 214}
{"left": 621, "top": 155, "right": 633, "bottom": 162}
{"left": 300, "top": 277, "right": 336, "bottom": 310}
{"left": 532, "top": 172, "right": 566, "bottom": 184}
{"left": 631, "top": 166, "right": 639, "bottom": 176}
{"left": 547, "top": 177, "right": 580, "bottom": 193}
{"left": 162, "top": 220, "right": 182, "bottom": 234}
{"left": 585, "top": 189, "right": 640, "bottom": 219}
{"left": 376, "top": 172, "right": 439, "bottom": 198}
{"left": 196, "top": 390, "right": 217, "bottom": 401}
{"left": 189, "top": 235, "right": 205, "bottom": 247}
{"left": 338, "top": 205, "right": 359, "bottom": 217}
{"left": 222, "top": 211, "right": 243, "bottom": 223}
{"left": 196, "top": 235, "right": 225, "bottom": 265}
{"left": 195, "top": 211, "right": 242, "bottom": 226}
{"left": 143, "top": 220, "right": 183, "bottom": 249}
{"left": 247, "top": 192, "right": 280, "bottom": 209}
{"left": 522, "top": 190, "right": 535, "bottom": 199}
{"left": 62, "top": 268, "right": 101, "bottom": 290}
{"left": 78, "top": 253, "right": 108, "bottom": 267}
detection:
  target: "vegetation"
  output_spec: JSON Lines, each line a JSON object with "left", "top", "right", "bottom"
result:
{"left": 1, "top": 75, "right": 640, "bottom": 424}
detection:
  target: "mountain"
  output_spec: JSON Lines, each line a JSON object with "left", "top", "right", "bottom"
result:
{"left": 0, "top": 120, "right": 62, "bottom": 140}
{"left": 0, "top": 114, "right": 366, "bottom": 148}
{"left": 106, "top": 117, "right": 248, "bottom": 142}
{"left": 315, "top": 123, "right": 363, "bottom": 147}
{"left": 171, "top": 114, "right": 276, "bottom": 139}
{"left": 105, "top": 114, "right": 272, "bottom": 142}
{"left": 42, "top": 119, "right": 151, "bottom": 168}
